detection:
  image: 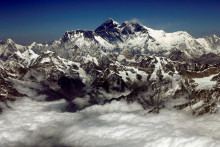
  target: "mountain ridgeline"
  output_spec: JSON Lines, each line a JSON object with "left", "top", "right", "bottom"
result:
{"left": 0, "top": 19, "right": 220, "bottom": 116}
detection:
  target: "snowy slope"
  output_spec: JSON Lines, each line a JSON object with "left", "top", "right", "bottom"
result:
{"left": 0, "top": 39, "right": 26, "bottom": 59}
{"left": 193, "top": 74, "right": 217, "bottom": 90}
{"left": 146, "top": 28, "right": 205, "bottom": 56}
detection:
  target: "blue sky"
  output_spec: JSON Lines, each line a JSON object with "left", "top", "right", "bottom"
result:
{"left": 0, "top": 0, "right": 220, "bottom": 45}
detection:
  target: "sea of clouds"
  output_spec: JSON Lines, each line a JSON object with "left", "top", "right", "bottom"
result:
{"left": 0, "top": 96, "right": 220, "bottom": 147}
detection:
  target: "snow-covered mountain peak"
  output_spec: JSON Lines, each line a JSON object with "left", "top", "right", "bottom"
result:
{"left": 30, "top": 41, "right": 37, "bottom": 46}
{"left": 119, "top": 21, "right": 148, "bottom": 35}
{"left": 7, "top": 49, "right": 39, "bottom": 67}
{"left": 211, "top": 34, "right": 219, "bottom": 38}
{"left": 95, "top": 18, "right": 120, "bottom": 33}
{"left": 28, "top": 42, "right": 38, "bottom": 49}
{"left": 205, "top": 34, "right": 220, "bottom": 41}
{"left": 108, "top": 18, "right": 120, "bottom": 25}
{"left": 6, "top": 38, "right": 15, "bottom": 44}
{"left": 61, "top": 30, "right": 95, "bottom": 44}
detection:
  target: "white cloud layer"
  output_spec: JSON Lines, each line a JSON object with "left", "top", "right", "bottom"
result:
{"left": 130, "top": 18, "right": 141, "bottom": 24}
{"left": 0, "top": 97, "right": 220, "bottom": 147}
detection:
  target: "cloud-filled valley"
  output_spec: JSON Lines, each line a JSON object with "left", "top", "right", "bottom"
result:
{"left": 1, "top": 97, "right": 220, "bottom": 147}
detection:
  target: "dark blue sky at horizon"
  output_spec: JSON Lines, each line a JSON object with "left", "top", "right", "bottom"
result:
{"left": 0, "top": 0, "right": 220, "bottom": 45}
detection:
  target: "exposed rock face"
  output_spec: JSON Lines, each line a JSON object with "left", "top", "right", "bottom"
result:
{"left": 95, "top": 18, "right": 122, "bottom": 43}
{"left": 58, "top": 76, "right": 85, "bottom": 101}
{"left": 195, "top": 53, "right": 220, "bottom": 64}
{"left": 174, "top": 88, "right": 220, "bottom": 116}
{"left": 169, "top": 50, "right": 194, "bottom": 62}
{"left": 0, "top": 39, "right": 26, "bottom": 60}
{"left": 0, "top": 62, "right": 25, "bottom": 112}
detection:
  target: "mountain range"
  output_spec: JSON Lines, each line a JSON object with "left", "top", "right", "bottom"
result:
{"left": 1, "top": 18, "right": 220, "bottom": 116}
{"left": 1, "top": 18, "right": 220, "bottom": 60}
